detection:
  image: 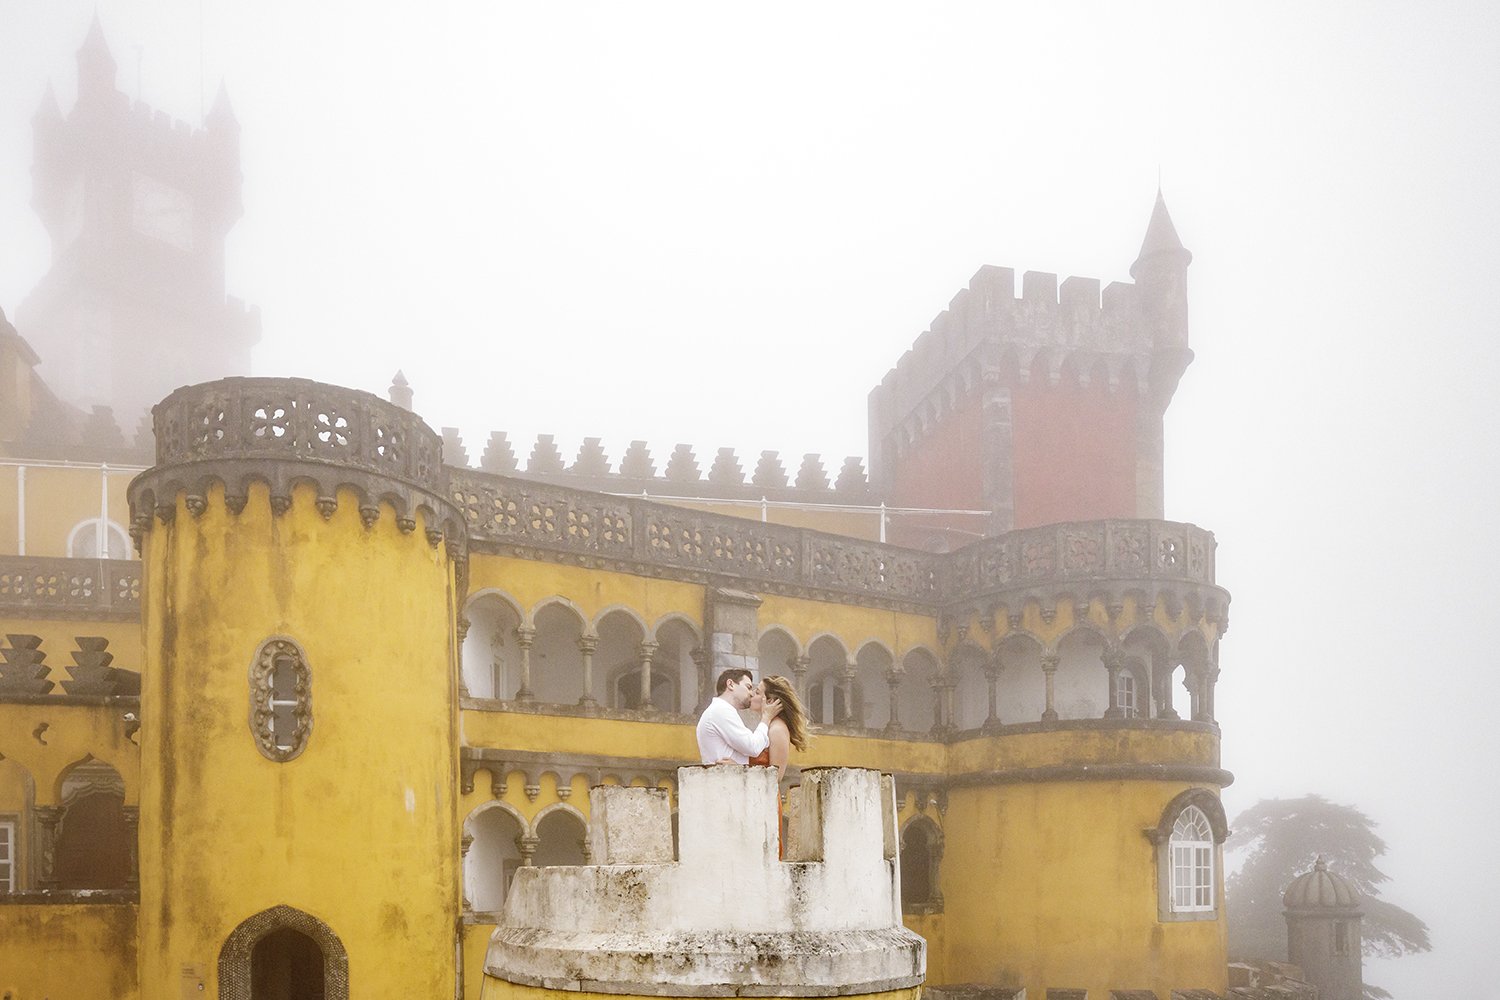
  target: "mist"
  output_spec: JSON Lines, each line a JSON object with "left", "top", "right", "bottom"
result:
{"left": 2, "top": 2, "right": 1497, "bottom": 993}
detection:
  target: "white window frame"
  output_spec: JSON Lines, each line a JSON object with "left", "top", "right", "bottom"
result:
{"left": 1115, "top": 671, "right": 1137, "bottom": 718}
{"left": 1169, "top": 806, "right": 1215, "bottom": 913}
{"left": 0, "top": 818, "right": 16, "bottom": 892}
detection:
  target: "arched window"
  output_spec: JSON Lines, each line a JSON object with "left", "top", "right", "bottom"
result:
{"left": 53, "top": 759, "right": 130, "bottom": 890}
{"left": 533, "top": 808, "right": 588, "bottom": 867}
{"left": 1169, "top": 806, "right": 1214, "bottom": 913}
{"left": 466, "top": 805, "right": 524, "bottom": 913}
{"left": 250, "top": 638, "right": 312, "bottom": 762}
{"left": 899, "top": 817, "right": 943, "bottom": 913}
{"left": 67, "top": 518, "right": 130, "bottom": 559}
{"left": 1152, "top": 790, "right": 1226, "bottom": 922}
{"left": 251, "top": 927, "right": 323, "bottom": 998}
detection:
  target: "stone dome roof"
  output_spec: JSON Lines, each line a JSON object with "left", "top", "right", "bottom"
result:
{"left": 1283, "top": 857, "right": 1360, "bottom": 909}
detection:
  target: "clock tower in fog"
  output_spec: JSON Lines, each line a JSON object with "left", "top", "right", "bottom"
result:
{"left": 18, "top": 15, "right": 259, "bottom": 427}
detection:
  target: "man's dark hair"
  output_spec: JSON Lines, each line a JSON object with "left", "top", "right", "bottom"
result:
{"left": 715, "top": 668, "right": 754, "bottom": 695}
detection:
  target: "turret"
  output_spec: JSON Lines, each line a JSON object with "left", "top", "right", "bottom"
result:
{"left": 1131, "top": 189, "right": 1193, "bottom": 396}
{"left": 128, "top": 377, "right": 467, "bottom": 997}
{"left": 1283, "top": 857, "right": 1364, "bottom": 1000}
{"left": 75, "top": 14, "right": 123, "bottom": 111}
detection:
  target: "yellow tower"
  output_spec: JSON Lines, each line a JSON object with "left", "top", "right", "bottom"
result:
{"left": 128, "top": 378, "right": 467, "bottom": 998}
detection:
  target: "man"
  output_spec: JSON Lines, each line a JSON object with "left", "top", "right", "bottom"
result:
{"left": 697, "top": 668, "right": 782, "bottom": 764}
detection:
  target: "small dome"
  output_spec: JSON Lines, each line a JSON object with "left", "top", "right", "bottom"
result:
{"left": 1283, "top": 856, "right": 1360, "bottom": 909}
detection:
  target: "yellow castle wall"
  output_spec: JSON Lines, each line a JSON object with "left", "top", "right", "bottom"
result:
{"left": 0, "top": 901, "right": 138, "bottom": 999}
{"left": 0, "top": 462, "right": 139, "bottom": 558}
{"left": 136, "top": 481, "right": 461, "bottom": 998}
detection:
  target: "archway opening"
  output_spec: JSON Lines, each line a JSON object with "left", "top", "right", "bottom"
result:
{"left": 250, "top": 927, "right": 325, "bottom": 1000}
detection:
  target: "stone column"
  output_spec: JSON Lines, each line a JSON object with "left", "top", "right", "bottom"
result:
{"left": 839, "top": 663, "right": 859, "bottom": 727}
{"left": 518, "top": 833, "right": 539, "bottom": 866}
{"left": 456, "top": 615, "right": 472, "bottom": 697}
{"left": 930, "top": 675, "right": 947, "bottom": 733}
{"left": 1204, "top": 666, "right": 1220, "bottom": 722}
{"left": 884, "top": 668, "right": 903, "bottom": 734}
{"left": 1041, "top": 653, "right": 1059, "bottom": 722}
{"left": 578, "top": 635, "right": 598, "bottom": 707}
{"left": 123, "top": 805, "right": 140, "bottom": 889}
{"left": 1103, "top": 649, "right": 1125, "bottom": 719}
{"left": 638, "top": 640, "right": 659, "bottom": 712}
{"left": 35, "top": 805, "right": 62, "bottom": 888}
{"left": 792, "top": 655, "right": 811, "bottom": 703}
{"left": 460, "top": 832, "right": 475, "bottom": 909}
{"left": 514, "top": 625, "right": 536, "bottom": 702}
{"left": 690, "top": 648, "right": 713, "bottom": 714}
{"left": 943, "top": 675, "right": 957, "bottom": 732}
{"left": 983, "top": 650, "right": 1002, "bottom": 730}
{"left": 1157, "top": 656, "right": 1181, "bottom": 720}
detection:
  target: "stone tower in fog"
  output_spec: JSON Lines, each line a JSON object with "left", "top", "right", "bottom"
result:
{"left": 1284, "top": 858, "right": 1364, "bottom": 1000}
{"left": 18, "top": 16, "right": 258, "bottom": 426}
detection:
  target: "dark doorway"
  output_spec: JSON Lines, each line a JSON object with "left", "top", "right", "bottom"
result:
{"left": 900, "top": 823, "right": 932, "bottom": 904}
{"left": 251, "top": 927, "right": 325, "bottom": 1000}
{"left": 53, "top": 791, "right": 130, "bottom": 889}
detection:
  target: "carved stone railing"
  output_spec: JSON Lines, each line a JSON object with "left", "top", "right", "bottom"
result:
{"left": 451, "top": 469, "right": 941, "bottom": 609}
{"left": 0, "top": 557, "right": 142, "bottom": 619}
{"left": 451, "top": 467, "right": 1221, "bottom": 614}
{"left": 152, "top": 376, "right": 443, "bottom": 487}
{"left": 131, "top": 378, "right": 464, "bottom": 548}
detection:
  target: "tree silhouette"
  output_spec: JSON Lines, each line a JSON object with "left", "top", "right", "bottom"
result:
{"left": 1226, "top": 795, "right": 1430, "bottom": 1000}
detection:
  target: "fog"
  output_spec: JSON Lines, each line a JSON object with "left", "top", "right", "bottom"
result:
{"left": 3, "top": 2, "right": 1497, "bottom": 993}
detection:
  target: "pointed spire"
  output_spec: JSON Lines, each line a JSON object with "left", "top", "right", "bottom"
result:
{"left": 206, "top": 80, "right": 239, "bottom": 130}
{"left": 75, "top": 12, "right": 119, "bottom": 101}
{"left": 1130, "top": 188, "right": 1192, "bottom": 278}
{"left": 33, "top": 83, "right": 62, "bottom": 125}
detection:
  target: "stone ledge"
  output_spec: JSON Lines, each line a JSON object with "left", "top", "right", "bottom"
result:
{"left": 0, "top": 889, "right": 138, "bottom": 905}
{"left": 487, "top": 928, "right": 925, "bottom": 997}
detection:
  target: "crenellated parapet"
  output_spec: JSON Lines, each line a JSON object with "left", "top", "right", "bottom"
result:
{"left": 486, "top": 765, "right": 924, "bottom": 996}
{"left": 443, "top": 428, "right": 876, "bottom": 504}
{"left": 127, "top": 377, "right": 466, "bottom": 553}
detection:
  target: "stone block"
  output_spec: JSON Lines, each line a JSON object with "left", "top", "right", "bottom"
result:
{"left": 588, "top": 785, "right": 673, "bottom": 864}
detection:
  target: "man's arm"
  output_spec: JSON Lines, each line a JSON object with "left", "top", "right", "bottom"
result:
{"left": 708, "top": 700, "right": 770, "bottom": 757}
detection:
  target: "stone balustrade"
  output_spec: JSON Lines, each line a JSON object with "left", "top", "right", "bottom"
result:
{"left": 0, "top": 557, "right": 142, "bottom": 620}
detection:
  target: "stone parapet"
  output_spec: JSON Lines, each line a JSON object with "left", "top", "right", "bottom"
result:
{"left": 486, "top": 765, "right": 925, "bottom": 996}
{"left": 0, "top": 557, "right": 141, "bottom": 620}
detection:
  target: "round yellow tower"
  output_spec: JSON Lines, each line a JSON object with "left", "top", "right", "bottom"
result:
{"left": 128, "top": 377, "right": 467, "bottom": 999}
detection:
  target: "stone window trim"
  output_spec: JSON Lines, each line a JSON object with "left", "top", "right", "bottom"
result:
{"left": 899, "top": 813, "right": 944, "bottom": 915}
{"left": 249, "top": 636, "right": 312, "bottom": 762}
{"left": 1146, "top": 788, "right": 1227, "bottom": 923}
{"left": 217, "top": 904, "right": 349, "bottom": 1000}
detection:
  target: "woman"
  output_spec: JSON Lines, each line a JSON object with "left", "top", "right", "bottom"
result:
{"left": 748, "top": 675, "right": 809, "bottom": 778}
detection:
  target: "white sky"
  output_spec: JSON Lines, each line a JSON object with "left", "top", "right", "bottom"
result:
{"left": 3, "top": 2, "right": 1498, "bottom": 994}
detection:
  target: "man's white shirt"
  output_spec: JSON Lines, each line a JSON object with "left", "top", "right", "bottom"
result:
{"left": 696, "top": 696, "right": 769, "bottom": 764}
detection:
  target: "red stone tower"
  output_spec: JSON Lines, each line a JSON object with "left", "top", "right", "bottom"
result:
{"left": 868, "top": 192, "right": 1193, "bottom": 547}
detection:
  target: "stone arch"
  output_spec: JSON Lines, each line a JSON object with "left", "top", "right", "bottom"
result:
{"left": 53, "top": 756, "right": 130, "bottom": 890}
{"left": 994, "top": 631, "right": 1045, "bottom": 724}
{"left": 1053, "top": 623, "right": 1108, "bottom": 720}
{"left": 597, "top": 608, "right": 653, "bottom": 710}
{"left": 756, "top": 627, "right": 802, "bottom": 696}
{"left": 462, "top": 589, "right": 525, "bottom": 699}
{"left": 898, "top": 647, "right": 942, "bottom": 733}
{"left": 900, "top": 814, "right": 944, "bottom": 911}
{"left": 1151, "top": 788, "right": 1228, "bottom": 922}
{"left": 947, "top": 641, "right": 989, "bottom": 731}
{"left": 1121, "top": 623, "right": 1171, "bottom": 718}
{"left": 464, "top": 800, "right": 527, "bottom": 913}
{"left": 652, "top": 616, "right": 701, "bottom": 714}
{"left": 804, "top": 634, "right": 850, "bottom": 726}
{"left": 532, "top": 802, "right": 589, "bottom": 867}
{"left": 1176, "top": 630, "right": 1213, "bottom": 721}
{"left": 218, "top": 904, "right": 350, "bottom": 1000}
{"left": 851, "top": 640, "right": 894, "bottom": 729}
{"left": 531, "top": 599, "right": 589, "bottom": 705}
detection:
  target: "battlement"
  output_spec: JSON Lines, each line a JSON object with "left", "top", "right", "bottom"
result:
{"left": 869, "top": 264, "right": 1152, "bottom": 457}
{"left": 440, "top": 428, "right": 878, "bottom": 503}
{"left": 487, "top": 765, "right": 924, "bottom": 995}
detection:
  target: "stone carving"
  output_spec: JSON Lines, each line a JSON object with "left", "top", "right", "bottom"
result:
{"left": 249, "top": 637, "right": 312, "bottom": 763}
{"left": 0, "top": 558, "right": 141, "bottom": 619}
{"left": 753, "top": 450, "right": 788, "bottom": 487}
{"left": 61, "top": 637, "right": 120, "bottom": 695}
{"left": 480, "top": 432, "right": 519, "bottom": 473}
{"left": 0, "top": 634, "right": 53, "bottom": 695}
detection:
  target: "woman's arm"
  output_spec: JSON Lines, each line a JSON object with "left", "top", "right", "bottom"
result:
{"left": 768, "top": 718, "right": 792, "bottom": 779}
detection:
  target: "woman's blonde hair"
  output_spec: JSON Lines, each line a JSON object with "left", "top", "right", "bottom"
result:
{"left": 762, "top": 675, "right": 810, "bottom": 751}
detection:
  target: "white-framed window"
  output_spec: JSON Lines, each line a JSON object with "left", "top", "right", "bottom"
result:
{"left": 1169, "top": 806, "right": 1215, "bottom": 912}
{"left": 1116, "top": 672, "right": 1137, "bottom": 718}
{"left": 0, "top": 819, "right": 15, "bottom": 892}
{"left": 67, "top": 518, "right": 130, "bottom": 559}
{"left": 249, "top": 637, "right": 312, "bottom": 762}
